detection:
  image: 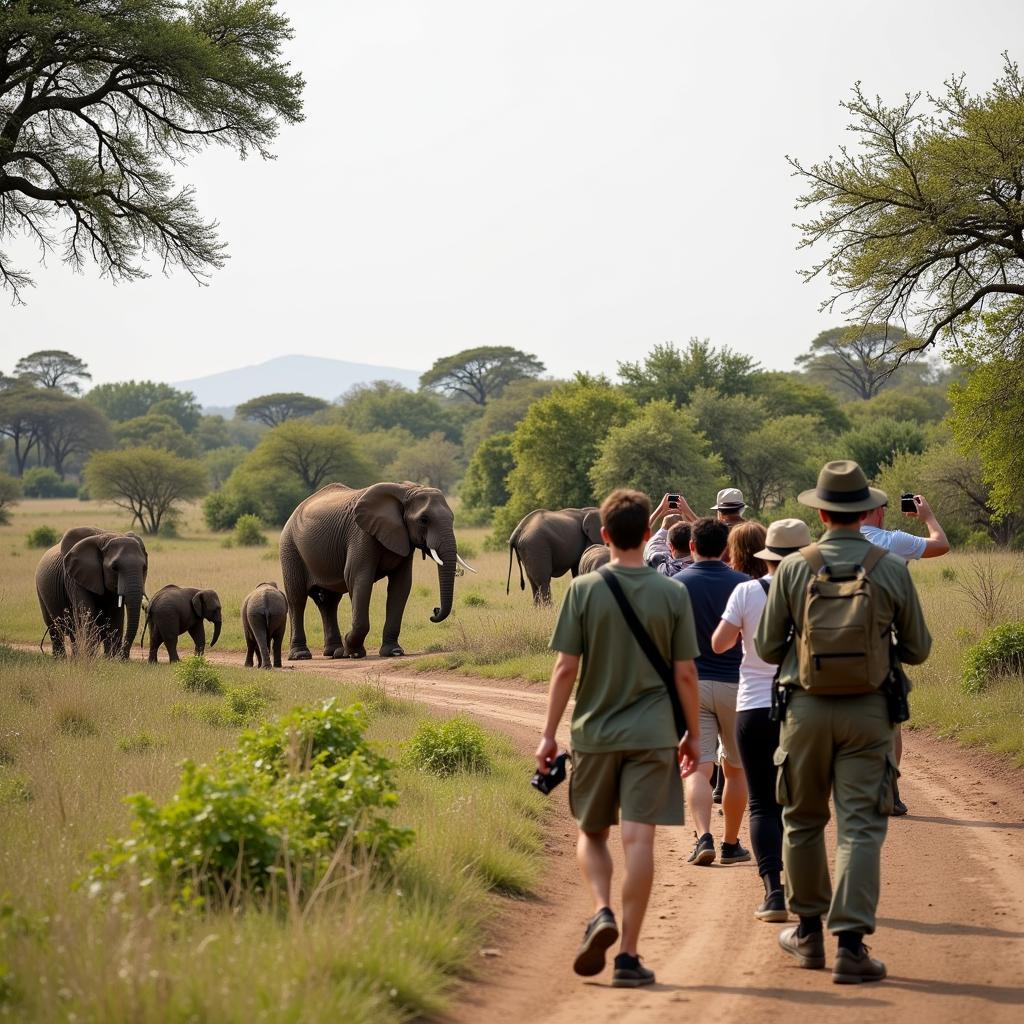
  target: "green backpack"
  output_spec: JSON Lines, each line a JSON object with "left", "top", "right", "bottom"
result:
{"left": 796, "top": 543, "right": 891, "bottom": 696}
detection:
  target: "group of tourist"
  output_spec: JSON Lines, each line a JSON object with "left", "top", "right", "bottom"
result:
{"left": 535, "top": 462, "right": 944, "bottom": 988}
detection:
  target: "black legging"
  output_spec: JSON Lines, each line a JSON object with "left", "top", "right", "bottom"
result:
{"left": 736, "top": 707, "right": 783, "bottom": 879}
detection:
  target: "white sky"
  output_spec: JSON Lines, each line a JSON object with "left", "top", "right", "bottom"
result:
{"left": 2, "top": 1, "right": 1020, "bottom": 386}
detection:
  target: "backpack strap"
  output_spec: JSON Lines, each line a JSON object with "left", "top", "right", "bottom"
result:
{"left": 799, "top": 543, "right": 826, "bottom": 575}
{"left": 861, "top": 544, "right": 887, "bottom": 576}
{"left": 758, "top": 578, "right": 771, "bottom": 595}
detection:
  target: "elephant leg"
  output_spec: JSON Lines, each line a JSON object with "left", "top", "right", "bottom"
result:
{"left": 380, "top": 559, "right": 412, "bottom": 657}
{"left": 342, "top": 577, "right": 372, "bottom": 659}
{"left": 148, "top": 629, "right": 161, "bottom": 664}
{"left": 244, "top": 632, "right": 256, "bottom": 668}
{"left": 314, "top": 589, "right": 345, "bottom": 658}
{"left": 165, "top": 635, "right": 180, "bottom": 663}
{"left": 188, "top": 623, "right": 205, "bottom": 658}
{"left": 272, "top": 627, "right": 284, "bottom": 668}
{"left": 43, "top": 613, "right": 66, "bottom": 659}
{"left": 281, "top": 534, "right": 312, "bottom": 660}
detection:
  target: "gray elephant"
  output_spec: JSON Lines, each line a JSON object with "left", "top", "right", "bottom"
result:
{"left": 241, "top": 582, "right": 288, "bottom": 669}
{"left": 577, "top": 543, "right": 611, "bottom": 574}
{"left": 507, "top": 507, "right": 604, "bottom": 604}
{"left": 35, "top": 526, "right": 149, "bottom": 659}
{"left": 142, "top": 585, "right": 222, "bottom": 663}
{"left": 279, "top": 481, "right": 474, "bottom": 660}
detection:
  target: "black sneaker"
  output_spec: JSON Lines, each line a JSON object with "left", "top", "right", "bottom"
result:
{"left": 572, "top": 907, "right": 619, "bottom": 976}
{"left": 720, "top": 840, "right": 752, "bottom": 865}
{"left": 754, "top": 889, "right": 788, "bottom": 922}
{"left": 711, "top": 764, "right": 724, "bottom": 804}
{"left": 891, "top": 780, "right": 908, "bottom": 816}
{"left": 687, "top": 832, "right": 716, "bottom": 866}
{"left": 612, "top": 953, "right": 655, "bottom": 988}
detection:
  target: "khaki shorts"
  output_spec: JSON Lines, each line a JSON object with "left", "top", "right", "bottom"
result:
{"left": 698, "top": 679, "right": 741, "bottom": 766}
{"left": 568, "top": 748, "right": 684, "bottom": 833}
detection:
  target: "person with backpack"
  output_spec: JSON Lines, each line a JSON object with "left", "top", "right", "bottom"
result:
{"left": 536, "top": 488, "right": 701, "bottom": 987}
{"left": 755, "top": 461, "right": 931, "bottom": 985}
{"left": 712, "top": 519, "right": 813, "bottom": 924}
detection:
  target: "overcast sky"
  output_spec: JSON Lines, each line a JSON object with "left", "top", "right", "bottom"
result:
{"left": 2, "top": 1, "right": 1021, "bottom": 386}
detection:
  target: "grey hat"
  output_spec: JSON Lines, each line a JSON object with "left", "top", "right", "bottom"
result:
{"left": 711, "top": 487, "right": 745, "bottom": 511}
{"left": 798, "top": 460, "right": 887, "bottom": 513}
{"left": 754, "top": 518, "right": 814, "bottom": 561}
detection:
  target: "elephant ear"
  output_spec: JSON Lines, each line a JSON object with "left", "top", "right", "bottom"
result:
{"left": 126, "top": 531, "right": 149, "bottom": 570}
{"left": 65, "top": 536, "right": 105, "bottom": 595}
{"left": 60, "top": 526, "right": 105, "bottom": 556}
{"left": 354, "top": 482, "right": 413, "bottom": 557}
{"left": 582, "top": 510, "right": 604, "bottom": 545}
{"left": 191, "top": 592, "right": 204, "bottom": 618}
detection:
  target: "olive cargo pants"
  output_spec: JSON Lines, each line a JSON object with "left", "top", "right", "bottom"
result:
{"left": 773, "top": 690, "right": 897, "bottom": 934}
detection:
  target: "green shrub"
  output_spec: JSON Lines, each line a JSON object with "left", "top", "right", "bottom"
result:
{"left": 233, "top": 513, "right": 268, "bottom": 547}
{"left": 175, "top": 656, "right": 224, "bottom": 695}
{"left": 353, "top": 679, "right": 415, "bottom": 718}
{"left": 55, "top": 708, "right": 97, "bottom": 737}
{"left": 456, "top": 540, "right": 478, "bottom": 559}
{"left": 86, "top": 700, "right": 412, "bottom": 909}
{"left": 403, "top": 717, "right": 492, "bottom": 777}
{"left": 117, "top": 732, "right": 161, "bottom": 754}
{"left": 462, "top": 593, "right": 487, "bottom": 608}
{"left": 25, "top": 525, "right": 59, "bottom": 549}
{"left": 0, "top": 472, "right": 20, "bottom": 525}
{"left": 941, "top": 566, "right": 957, "bottom": 582}
{"left": 21, "top": 466, "right": 77, "bottom": 498}
{"left": 962, "top": 623, "right": 1024, "bottom": 693}
{"left": 0, "top": 770, "right": 32, "bottom": 805}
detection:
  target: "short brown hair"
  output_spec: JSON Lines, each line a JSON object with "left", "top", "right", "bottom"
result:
{"left": 690, "top": 517, "right": 730, "bottom": 558}
{"left": 599, "top": 489, "right": 651, "bottom": 550}
{"left": 727, "top": 520, "right": 768, "bottom": 578}
{"left": 668, "top": 521, "right": 691, "bottom": 554}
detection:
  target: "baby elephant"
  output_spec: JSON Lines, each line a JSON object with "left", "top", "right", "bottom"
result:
{"left": 242, "top": 582, "right": 288, "bottom": 670}
{"left": 144, "top": 585, "right": 223, "bottom": 663}
{"left": 578, "top": 544, "right": 611, "bottom": 574}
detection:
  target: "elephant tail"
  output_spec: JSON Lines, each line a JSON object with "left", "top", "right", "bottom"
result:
{"left": 139, "top": 609, "right": 150, "bottom": 650}
{"left": 506, "top": 543, "right": 525, "bottom": 595}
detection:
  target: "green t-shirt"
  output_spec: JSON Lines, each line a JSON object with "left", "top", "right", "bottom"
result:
{"left": 550, "top": 564, "right": 700, "bottom": 753}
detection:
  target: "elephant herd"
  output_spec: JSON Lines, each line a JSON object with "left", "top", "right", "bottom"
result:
{"left": 34, "top": 483, "right": 604, "bottom": 667}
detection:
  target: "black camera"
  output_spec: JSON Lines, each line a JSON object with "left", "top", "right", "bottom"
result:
{"left": 668, "top": 494, "right": 680, "bottom": 509}
{"left": 900, "top": 493, "right": 916, "bottom": 514}
{"left": 531, "top": 751, "right": 570, "bottom": 795}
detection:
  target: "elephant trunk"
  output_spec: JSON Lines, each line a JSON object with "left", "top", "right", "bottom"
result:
{"left": 119, "top": 580, "right": 144, "bottom": 660}
{"left": 210, "top": 616, "right": 222, "bottom": 649}
{"left": 429, "top": 541, "right": 457, "bottom": 623}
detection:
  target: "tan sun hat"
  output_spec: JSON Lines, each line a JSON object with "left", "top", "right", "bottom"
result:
{"left": 798, "top": 460, "right": 887, "bottom": 513}
{"left": 711, "top": 487, "right": 745, "bottom": 511}
{"left": 755, "top": 518, "right": 814, "bottom": 561}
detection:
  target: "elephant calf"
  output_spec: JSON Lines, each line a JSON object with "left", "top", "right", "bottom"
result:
{"left": 143, "top": 585, "right": 223, "bottom": 663}
{"left": 242, "top": 582, "right": 288, "bottom": 670}
{"left": 577, "top": 544, "right": 611, "bottom": 574}
{"left": 507, "top": 507, "right": 604, "bottom": 604}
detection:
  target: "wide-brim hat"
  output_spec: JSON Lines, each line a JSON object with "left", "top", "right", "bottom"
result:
{"left": 711, "top": 487, "right": 745, "bottom": 511}
{"left": 798, "top": 460, "right": 887, "bottom": 513}
{"left": 755, "top": 518, "right": 814, "bottom": 561}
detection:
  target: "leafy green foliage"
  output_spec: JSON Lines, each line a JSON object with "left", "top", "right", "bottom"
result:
{"left": 420, "top": 346, "right": 545, "bottom": 406}
{"left": 962, "top": 623, "right": 1024, "bottom": 693}
{"left": 117, "top": 733, "right": 161, "bottom": 755}
{"left": 14, "top": 350, "right": 91, "bottom": 394}
{"left": 114, "top": 414, "right": 198, "bottom": 458}
{"left": 460, "top": 433, "right": 515, "bottom": 525}
{"left": 21, "top": 467, "right": 76, "bottom": 498}
{"left": 795, "top": 325, "right": 920, "bottom": 400}
{"left": 387, "top": 432, "right": 461, "bottom": 491}
{"left": 0, "top": 770, "right": 31, "bottom": 805}
{"left": 25, "top": 525, "right": 59, "bottom": 549}
{"left": 86, "top": 382, "right": 202, "bottom": 432}
{"left": 0, "top": 472, "right": 19, "bottom": 524}
{"left": 336, "top": 382, "right": 465, "bottom": 443}
{"left": 461, "top": 378, "right": 557, "bottom": 454}
{"left": 403, "top": 718, "right": 492, "bottom": 777}
{"left": 618, "top": 339, "right": 759, "bottom": 406}
{"left": 246, "top": 420, "right": 373, "bottom": 492}
{"left": 838, "top": 417, "right": 927, "bottom": 480}
{"left": 236, "top": 393, "right": 329, "bottom": 427}
{"left": 204, "top": 461, "right": 306, "bottom": 530}
{"left": 754, "top": 372, "right": 850, "bottom": 429}
{"left": 233, "top": 514, "right": 268, "bottom": 547}
{"left": 203, "top": 445, "right": 248, "bottom": 490}
{"left": 175, "top": 656, "right": 224, "bottom": 695}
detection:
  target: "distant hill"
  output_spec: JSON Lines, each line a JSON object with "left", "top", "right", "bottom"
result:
{"left": 174, "top": 355, "right": 422, "bottom": 410}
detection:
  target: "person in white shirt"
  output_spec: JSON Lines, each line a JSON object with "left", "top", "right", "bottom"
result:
{"left": 711, "top": 518, "right": 813, "bottom": 925}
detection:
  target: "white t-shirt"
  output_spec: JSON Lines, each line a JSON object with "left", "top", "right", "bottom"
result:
{"left": 722, "top": 576, "right": 776, "bottom": 712}
{"left": 861, "top": 524, "right": 926, "bottom": 561}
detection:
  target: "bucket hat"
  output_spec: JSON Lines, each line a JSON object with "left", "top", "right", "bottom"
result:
{"left": 711, "top": 487, "right": 745, "bottom": 511}
{"left": 754, "top": 518, "right": 814, "bottom": 561}
{"left": 798, "top": 460, "right": 887, "bottom": 513}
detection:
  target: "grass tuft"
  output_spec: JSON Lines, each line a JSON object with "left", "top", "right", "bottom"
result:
{"left": 55, "top": 707, "right": 97, "bottom": 737}
{"left": 117, "top": 732, "right": 162, "bottom": 754}
{"left": 403, "top": 717, "right": 493, "bottom": 777}
{"left": 175, "top": 655, "right": 224, "bottom": 694}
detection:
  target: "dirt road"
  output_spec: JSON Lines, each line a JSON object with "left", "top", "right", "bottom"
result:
{"left": 150, "top": 652, "right": 1024, "bottom": 1020}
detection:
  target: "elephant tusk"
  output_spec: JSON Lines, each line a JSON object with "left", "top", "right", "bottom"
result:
{"left": 118, "top": 595, "right": 123, "bottom": 608}
{"left": 429, "top": 548, "right": 444, "bottom": 566}
{"left": 457, "top": 554, "right": 478, "bottom": 574}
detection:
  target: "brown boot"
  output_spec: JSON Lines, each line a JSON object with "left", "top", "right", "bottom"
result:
{"left": 833, "top": 945, "right": 886, "bottom": 984}
{"left": 778, "top": 925, "right": 825, "bottom": 969}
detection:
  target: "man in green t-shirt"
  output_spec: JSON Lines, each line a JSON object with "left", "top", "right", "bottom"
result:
{"left": 536, "top": 488, "right": 701, "bottom": 988}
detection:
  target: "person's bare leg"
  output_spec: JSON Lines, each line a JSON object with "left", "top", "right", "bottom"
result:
{"left": 619, "top": 821, "right": 656, "bottom": 956}
{"left": 721, "top": 757, "right": 748, "bottom": 844}
{"left": 685, "top": 763, "right": 715, "bottom": 837}
{"left": 577, "top": 828, "right": 613, "bottom": 913}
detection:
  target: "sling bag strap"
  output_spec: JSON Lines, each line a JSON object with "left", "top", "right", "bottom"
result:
{"left": 597, "top": 565, "right": 687, "bottom": 740}
{"left": 758, "top": 578, "right": 770, "bottom": 595}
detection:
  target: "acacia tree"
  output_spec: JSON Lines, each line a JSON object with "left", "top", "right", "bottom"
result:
{"left": 618, "top": 339, "right": 759, "bottom": 407}
{"left": 14, "top": 349, "right": 91, "bottom": 392}
{"left": 236, "top": 392, "right": 329, "bottom": 427}
{"left": 33, "top": 391, "right": 112, "bottom": 477}
{"left": 0, "top": 379, "right": 46, "bottom": 473}
{"left": 420, "top": 346, "right": 545, "bottom": 406}
{"left": 249, "top": 421, "right": 372, "bottom": 492}
{"left": 0, "top": 0, "right": 304, "bottom": 299}
{"left": 796, "top": 324, "right": 917, "bottom": 400}
{"left": 791, "top": 58, "right": 1024, "bottom": 360}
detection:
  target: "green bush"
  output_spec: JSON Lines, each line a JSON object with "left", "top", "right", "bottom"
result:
{"left": 962, "top": 623, "right": 1024, "bottom": 693}
{"left": 86, "top": 700, "right": 412, "bottom": 909}
{"left": 462, "top": 593, "right": 487, "bottom": 608}
{"left": 403, "top": 717, "right": 492, "bottom": 777}
{"left": 21, "top": 466, "right": 77, "bottom": 498}
{"left": 0, "top": 770, "right": 32, "bottom": 805}
{"left": 25, "top": 525, "right": 59, "bottom": 549}
{"left": 233, "top": 513, "right": 268, "bottom": 547}
{"left": 175, "top": 656, "right": 224, "bottom": 695}
{"left": 117, "top": 732, "right": 161, "bottom": 754}
{"left": 0, "top": 472, "right": 20, "bottom": 525}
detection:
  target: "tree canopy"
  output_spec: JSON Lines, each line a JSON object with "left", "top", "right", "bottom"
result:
{"left": 0, "top": 0, "right": 304, "bottom": 299}
{"left": 337, "top": 381, "right": 463, "bottom": 442}
{"left": 249, "top": 421, "right": 372, "bottom": 492}
{"left": 86, "top": 380, "right": 200, "bottom": 431}
{"left": 235, "top": 392, "right": 329, "bottom": 428}
{"left": 796, "top": 324, "right": 921, "bottom": 400}
{"left": 115, "top": 413, "right": 197, "bottom": 459}
{"left": 14, "top": 350, "right": 91, "bottom": 393}
{"left": 420, "top": 346, "right": 545, "bottom": 406}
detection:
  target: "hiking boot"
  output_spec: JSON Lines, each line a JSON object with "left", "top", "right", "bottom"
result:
{"left": 612, "top": 953, "right": 655, "bottom": 988}
{"left": 754, "top": 889, "right": 788, "bottom": 923}
{"left": 778, "top": 925, "right": 826, "bottom": 969}
{"left": 720, "top": 840, "right": 752, "bottom": 865}
{"left": 687, "top": 832, "right": 716, "bottom": 865}
{"left": 572, "top": 907, "right": 619, "bottom": 976}
{"left": 892, "top": 780, "right": 908, "bottom": 816}
{"left": 833, "top": 945, "right": 886, "bottom": 984}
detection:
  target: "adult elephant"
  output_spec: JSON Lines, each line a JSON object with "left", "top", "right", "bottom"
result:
{"left": 507, "top": 507, "right": 604, "bottom": 604}
{"left": 35, "top": 527, "right": 148, "bottom": 659}
{"left": 279, "top": 481, "right": 474, "bottom": 660}
{"left": 578, "top": 543, "right": 611, "bottom": 574}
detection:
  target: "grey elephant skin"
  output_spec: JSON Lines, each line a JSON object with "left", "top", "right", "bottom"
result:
{"left": 241, "top": 582, "right": 288, "bottom": 669}
{"left": 577, "top": 543, "right": 611, "bottom": 574}
{"left": 507, "top": 507, "right": 604, "bottom": 604}
{"left": 35, "top": 526, "right": 149, "bottom": 659}
{"left": 143, "top": 585, "right": 222, "bottom": 663}
{"left": 279, "top": 481, "right": 462, "bottom": 660}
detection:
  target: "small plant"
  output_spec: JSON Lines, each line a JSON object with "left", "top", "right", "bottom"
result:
{"left": 940, "top": 566, "right": 957, "bottom": 582}
{"left": 403, "top": 717, "right": 492, "bottom": 777}
{"left": 353, "top": 677, "right": 415, "bottom": 718}
{"left": 0, "top": 770, "right": 32, "bottom": 805}
{"left": 55, "top": 707, "right": 97, "bottom": 737}
{"left": 962, "top": 622, "right": 1024, "bottom": 693}
{"left": 462, "top": 593, "right": 487, "bottom": 608}
{"left": 456, "top": 540, "right": 478, "bottom": 559}
{"left": 233, "top": 513, "right": 268, "bottom": 547}
{"left": 953, "top": 555, "right": 1015, "bottom": 628}
{"left": 175, "top": 655, "right": 224, "bottom": 694}
{"left": 117, "top": 732, "right": 161, "bottom": 754}
{"left": 25, "top": 525, "right": 59, "bottom": 549}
